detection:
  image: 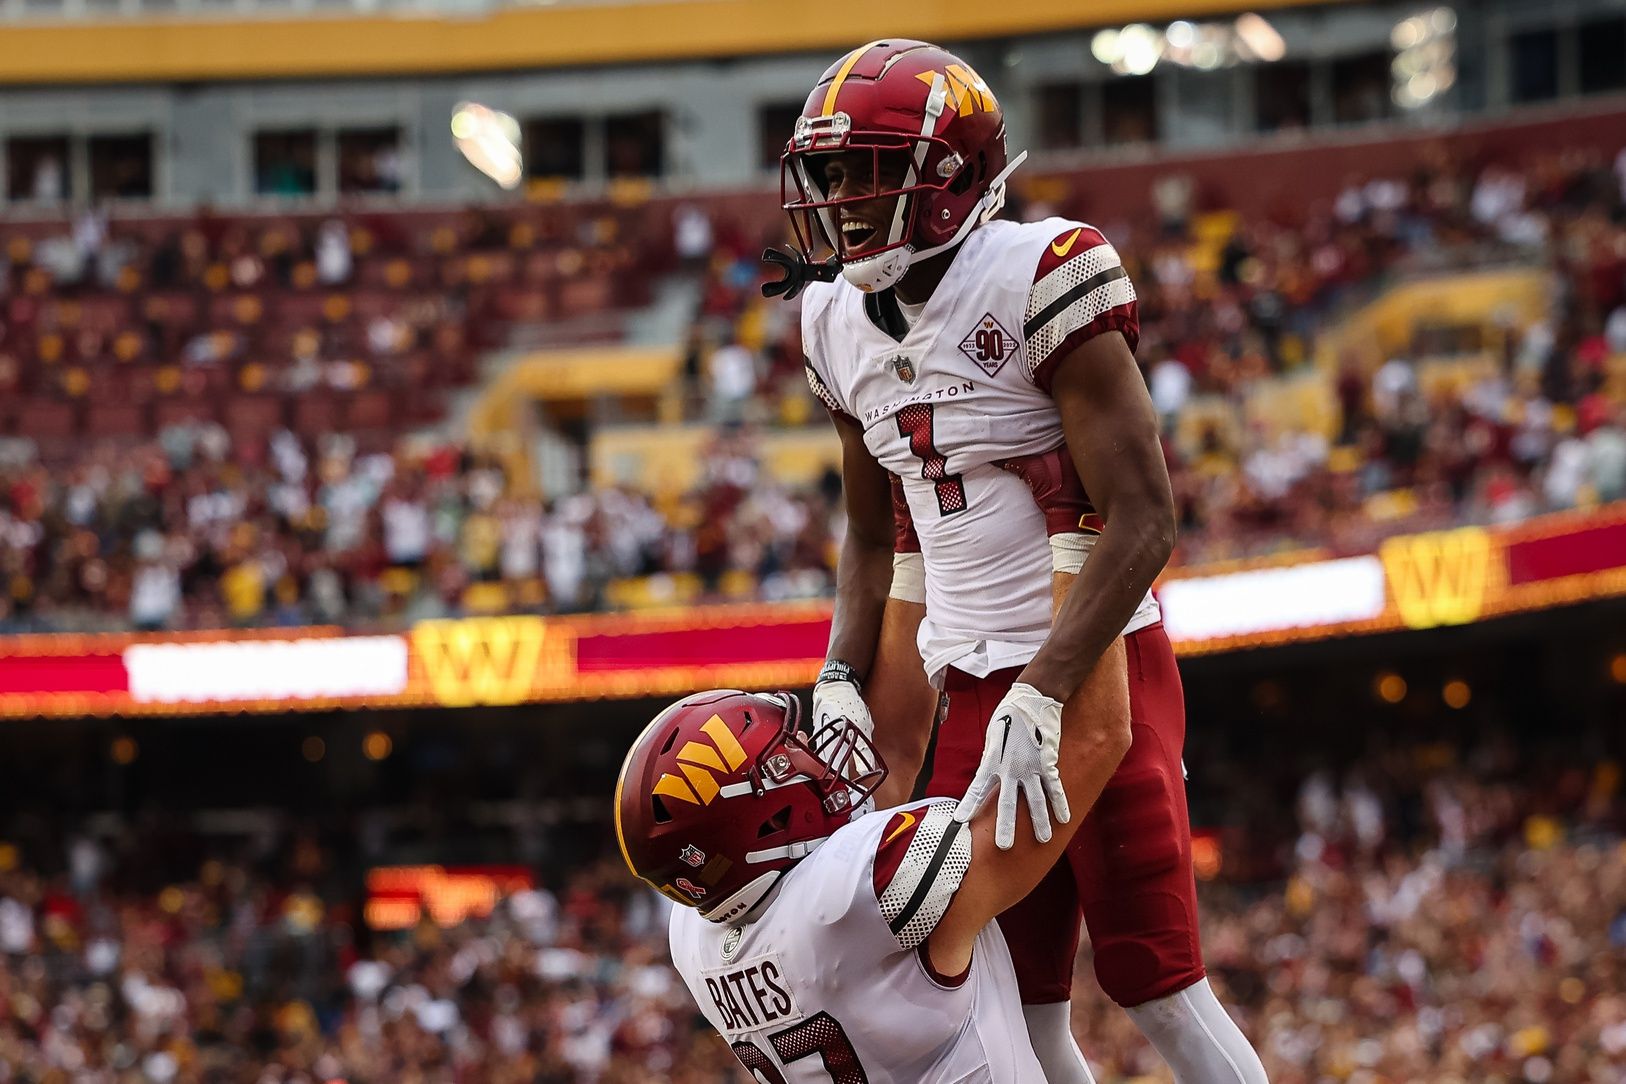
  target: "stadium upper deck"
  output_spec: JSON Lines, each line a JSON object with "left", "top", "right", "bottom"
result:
{"left": 0, "top": 0, "right": 1621, "bottom": 205}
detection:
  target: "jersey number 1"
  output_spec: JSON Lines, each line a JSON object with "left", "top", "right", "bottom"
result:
{"left": 896, "top": 404, "right": 968, "bottom": 517}
{"left": 732, "top": 1011, "right": 869, "bottom": 1084}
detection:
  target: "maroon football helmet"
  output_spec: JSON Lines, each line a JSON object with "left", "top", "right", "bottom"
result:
{"left": 780, "top": 39, "right": 1023, "bottom": 293}
{"left": 615, "top": 690, "right": 885, "bottom": 924}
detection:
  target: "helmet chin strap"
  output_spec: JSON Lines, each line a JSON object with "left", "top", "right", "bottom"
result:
{"left": 703, "top": 869, "right": 786, "bottom": 925}
{"left": 840, "top": 149, "right": 1029, "bottom": 293}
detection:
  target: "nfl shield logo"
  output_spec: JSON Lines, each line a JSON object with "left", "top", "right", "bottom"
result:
{"left": 679, "top": 844, "right": 705, "bottom": 868}
{"left": 885, "top": 353, "right": 917, "bottom": 384}
{"left": 722, "top": 925, "right": 743, "bottom": 961}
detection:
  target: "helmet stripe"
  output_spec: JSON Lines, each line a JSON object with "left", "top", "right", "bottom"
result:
{"left": 820, "top": 39, "right": 886, "bottom": 117}
{"left": 613, "top": 704, "right": 683, "bottom": 887}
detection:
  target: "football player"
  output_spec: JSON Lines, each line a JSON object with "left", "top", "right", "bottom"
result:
{"left": 765, "top": 39, "right": 1269, "bottom": 1084}
{"left": 614, "top": 673, "right": 1130, "bottom": 1082}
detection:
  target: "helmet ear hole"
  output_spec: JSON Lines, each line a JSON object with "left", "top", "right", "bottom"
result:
{"left": 651, "top": 796, "right": 674, "bottom": 824}
{"left": 758, "top": 806, "right": 792, "bottom": 838}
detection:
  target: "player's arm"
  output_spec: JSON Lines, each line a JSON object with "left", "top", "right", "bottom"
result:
{"left": 865, "top": 475, "right": 936, "bottom": 807}
{"left": 881, "top": 637, "right": 1131, "bottom": 978}
{"left": 1017, "top": 333, "right": 1175, "bottom": 703}
{"left": 820, "top": 408, "right": 893, "bottom": 693}
{"left": 955, "top": 226, "right": 1169, "bottom": 848}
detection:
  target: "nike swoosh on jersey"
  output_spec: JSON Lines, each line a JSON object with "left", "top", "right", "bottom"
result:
{"left": 883, "top": 811, "right": 918, "bottom": 845}
{"left": 1050, "top": 228, "right": 1084, "bottom": 259}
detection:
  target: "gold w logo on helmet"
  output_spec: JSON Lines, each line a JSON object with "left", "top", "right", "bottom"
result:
{"left": 652, "top": 715, "right": 749, "bottom": 805}
{"left": 916, "top": 64, "right": 997, "bottom": 115}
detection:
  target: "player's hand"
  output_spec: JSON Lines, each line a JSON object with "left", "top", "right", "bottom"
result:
{"left": 953, "top": 682, "right": 1069, "bottom": 849}
{"left": 812, "top": 677, "right": 873, "bottom": 741}
{"left": 812, "top": 678, "right": 879, "bottom": 815}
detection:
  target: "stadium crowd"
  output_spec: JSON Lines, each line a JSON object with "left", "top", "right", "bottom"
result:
{"left": 2, "top": 146, "right": 1625, "bottom": 632}
{"left": 0, "top": 728, "right": 1619, "bottom": 1082}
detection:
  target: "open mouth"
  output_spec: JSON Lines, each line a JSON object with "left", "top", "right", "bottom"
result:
{"left": 839, "top": 220, "right": 880, "bottom": 253}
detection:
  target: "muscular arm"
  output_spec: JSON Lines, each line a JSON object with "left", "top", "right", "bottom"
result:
{"left": 826, "top": 410, "right": 893, "bottom": 684}
{"left": 924, "top": 635, "right": 1132, "bottom": 976}
{"left": 866, "top": 597, "right": 935, "bottom": 808}
{"left": 1017, "top": 331, "right": 1175, "bottom": 704}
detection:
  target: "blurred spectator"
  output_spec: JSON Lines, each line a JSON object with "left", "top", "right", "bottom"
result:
{"left": 315, "top": 219, "right": 353, "bottom": 284}
{"left": 706, "top": 334, "right": 759, "bottom": 424}
{"left": 0, "top": 726, "right": 1617, "bottom": 1082}
{"left": 128, "top": 530, "right": 180, "bottom": 632}
{"left": 0, "top": 147, "right": 1623, "bottom": 630}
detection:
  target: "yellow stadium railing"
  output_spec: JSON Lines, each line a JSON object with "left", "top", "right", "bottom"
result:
{"left": 0, "top": 0, "right": 1347, "bottom": 84}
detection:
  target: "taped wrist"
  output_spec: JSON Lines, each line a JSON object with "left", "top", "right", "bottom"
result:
{"left": 1050, "top": 531, "right": 1097, "bottom": 576}
{"left": 889, "top": 550, "right": 926, "bottom": 604}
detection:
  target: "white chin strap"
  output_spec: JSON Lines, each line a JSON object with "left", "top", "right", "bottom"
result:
{"left": 700, "top": 832, "right": 833, "bottom": 924}
{"left": 703, "top": 870, "right": 783, "bottom": 925}
{"left": 840, "top": 149, "right": 1028, "bottom": 294}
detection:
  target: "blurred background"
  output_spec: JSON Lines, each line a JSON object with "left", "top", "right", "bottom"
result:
{"left": 0, "top": 0, "right": 1624, "bottom": 1080}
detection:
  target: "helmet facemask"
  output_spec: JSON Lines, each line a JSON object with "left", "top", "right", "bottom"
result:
{"left": 689, "top": 695, "right": 885, "bottom": 924}
{"left": 782, "top": 114, "right": 969, "bottom": 293}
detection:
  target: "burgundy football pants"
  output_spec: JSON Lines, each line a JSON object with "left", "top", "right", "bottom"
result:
{"left": 926, "top": 622, "right": 1205, "bottom": 1007}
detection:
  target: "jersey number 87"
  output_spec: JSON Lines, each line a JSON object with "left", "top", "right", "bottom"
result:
{"left": 731, "top": 1011, "right": 869, "bottom": 1083}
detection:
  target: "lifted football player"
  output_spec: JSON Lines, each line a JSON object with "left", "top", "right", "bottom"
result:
{"left": 764, "top": 39, "right": 1269, "bottom": 1084}
{"left": 615, "top": 680, "right": 1128, "bottom": 1082}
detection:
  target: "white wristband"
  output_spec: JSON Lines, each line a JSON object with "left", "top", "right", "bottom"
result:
{"left": 1049, "top": 532, "right": 1096, "bottom": 576}
{"left": 889, "top": 551, "right": 926, "bottom": 604}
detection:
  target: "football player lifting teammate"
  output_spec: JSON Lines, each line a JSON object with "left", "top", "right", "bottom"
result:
{"left": 764, "top": 39, "right": 1269, "bottom": 1084}
{"left": 615, "top": 685, "right": 1128, "bottom": 1081}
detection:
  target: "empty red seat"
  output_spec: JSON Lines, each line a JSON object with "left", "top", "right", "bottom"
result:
{"left": 85, "top": 401, "right": 149, "bottom": 437}
{"left": 13, "top": 398, "right": 78, "bottom": 439}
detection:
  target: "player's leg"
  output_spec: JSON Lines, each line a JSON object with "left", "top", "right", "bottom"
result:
{"left": 1022, "top": 1003, "right": 1098, "bottom": 1084}
{"left": 1125, "top": 977, "right": 1268, "bottom": 1084}
{"left": 1071, "top": 623, "right": 1268, "bottom": 1083}
{"left": 866, "top": 595, "right": 940, "bottom": 810}
{"left": 925, "top": 660, "right": 1099, "bottom": 1084}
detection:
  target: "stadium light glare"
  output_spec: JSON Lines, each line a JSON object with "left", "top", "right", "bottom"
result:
{"left": 1375, "top": 672, "right": 1407, "bottom": 704}
{"left": 1233, "top": 13, "right": 1286, "bottom": 62}
{"left": 1165, "top": 20, "right": 1196, "bottom": 48}
{"left": 1116, "top": 24, "right": 1163, "bottom": 76}
{"left": 364, "top": 732, "right": 394, "bottom": 761}
{"left": 1090, "top": 28, "right": 1121, "bottom": 65}
{"left": 451, "top": 101, "right": 524, "bottom": 191}
{"left": 1391, "top": 7, "right": 1456, "bottom": 109}
{"left": 1442, "top": 679, "right": 1472, "bottom": 709}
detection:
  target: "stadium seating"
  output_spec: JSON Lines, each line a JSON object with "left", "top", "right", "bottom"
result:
{"left": 2, "top": 139, "right": 1623, "bottom": 632}
{"left": 0, "top": 727, "right": 1617, "bottom": 1081}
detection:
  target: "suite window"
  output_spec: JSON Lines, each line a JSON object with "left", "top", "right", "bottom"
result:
{"left": 6, "top": 136, "right": 70, "bottom": 202}
{"left": 90, "top": 133, "right": 155, "bottom": 200}
{"left": 524, "top": 117, "right": 587, "bottom": 181}
{"left": 254, "top": 130, "right": 318, "bottom": 197}
{"left": 605, "top": 111, "right": 665, "bottom": 178}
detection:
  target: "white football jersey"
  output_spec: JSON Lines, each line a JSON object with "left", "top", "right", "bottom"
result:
{"left": 803, "top": 218, "right": 1161, "bottom": 683}
{"left": 669, "top": 800, "right": 1043, "bottom": 1084}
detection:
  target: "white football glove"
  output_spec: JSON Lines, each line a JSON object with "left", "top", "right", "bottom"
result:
{"left": 812, "top": 678, "right": 872, "bottom": 740}
{"left": 953, "top": 682, "right": 1070, "bottom": 849}
{"left": 812, "top": 678, "right": 878, "bottom": 816}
